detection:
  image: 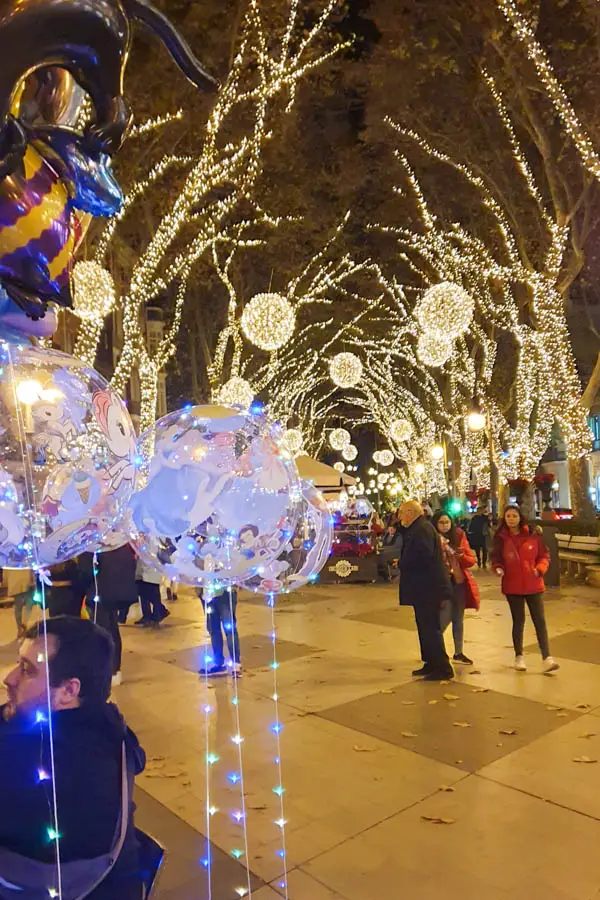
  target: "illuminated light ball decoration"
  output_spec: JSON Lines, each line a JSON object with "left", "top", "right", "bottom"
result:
{"left": 467, "top": 411, "right": 486, "bottom": 432}
{"left": 430, "top": 443, "right": 445, "bottom": 461}
{"left": 129, "top": 406, "right": 301, "bottom": 586}
{"left": 333, "top": 461, "right": 345, "bottom": 473}
{"left": 329, "top": 428, "right": 351, "bottom": 451}
{"left": 217, "top": 376, "right": 255, "bottom": 410}
{"left": 342, "top": 443, "right": 358, "bottom": 461}
{"left": 0, "top": 341, "right": 136, "bottom": 568}
{"left": 282, "top": 427, "right": 303, "bottom": 455}
{"left": 372, "top": 450, "right": 381, "bottom": 464}
{"left": 417, "top": 331, "right": 453, "bottom": 368}
{"left": 416, "top": 282, "right": 474, "bottom": 339}
{"left": 241, "top": 292, "right": 296, "bottom": 351}
{"left": 72, "top": 261, "right": 116, "bottom": 321}
{"left": 329, "top": 352, "right": 363, "bottom": 388}
{"left": 390, "top": 418, "right": 413, "bottom": 443}
{"left": 378, "top": 449, "right": 394, "bottom": 467}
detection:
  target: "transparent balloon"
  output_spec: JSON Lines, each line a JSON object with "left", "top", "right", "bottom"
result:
{"left": 241, "top": 481, "right": 333, "bottom": 596}
{"left": 129, "top": 405, "right": 301, "bottom": 587}
{"left": 0, "top": 341, "right": 137, "bottom": 567}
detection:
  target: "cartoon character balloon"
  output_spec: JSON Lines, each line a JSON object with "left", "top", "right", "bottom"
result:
{"left": 242, "top": 481, "right": 333, "bottom": 595}
{"left": 0, "top": 340, "right": 136, "bottom": 567}
{"left": 129, "top": 405, "right": 301, "bottom": 587}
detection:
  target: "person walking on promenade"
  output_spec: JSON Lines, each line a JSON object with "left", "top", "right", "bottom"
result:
{"left": 433, "top": 512, "right": 480, "bottom": 666}
{"left": 468, "top": 506, "right": 491, "bottom": 568}
{"left": 491, "top": 505, "right": 559, "bottom": 674}
{"left": 135, "top": 558, "right": 170, "bottom": 627}
{"left": 197, "top": 587, "right": 242, "bottom": 678}
{"left": 399, "top": 500, "right": 454, "bottom": 681}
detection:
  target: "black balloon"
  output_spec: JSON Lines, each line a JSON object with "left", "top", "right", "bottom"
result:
{"left": 0, "top": 0, "right": 216, "bottom": 156}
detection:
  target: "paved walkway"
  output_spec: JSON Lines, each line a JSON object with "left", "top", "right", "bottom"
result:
{"left": 2, "top": 572, "right": 600, "bottom": 899}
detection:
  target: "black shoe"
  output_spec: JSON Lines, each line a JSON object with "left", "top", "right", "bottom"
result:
{"left": 199, "top": 664, "right": 228, "bottom": 678}
{"left": 135, "top": 617, "right": 153, "bottom": 627}
{"left": 453, "top": 653, "right": 473, "bottom": 665}
{"left": 423, "top": 668, "right": 455, "bottom": 682}
{"left": 158, "top": 606, "right": 171, "bottom": 622}
{"left": 412, "top": 664, "right": 433, "bottom": 677}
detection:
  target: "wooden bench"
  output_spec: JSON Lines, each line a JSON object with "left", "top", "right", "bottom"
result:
{"left": 556, "top": 534, "right": 600, "bottom": 579}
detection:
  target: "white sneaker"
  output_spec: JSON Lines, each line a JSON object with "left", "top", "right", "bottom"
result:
{"left": 515, "top": 656, "right": 527, "bottom": 672}
{"left": 111, "top": 671, "right": 123, "bottom": 687}
{"left": 231, "top": 663, "right": 243, "bottom": 677}
{"left": 543, "top": 657, "right": 560, "bottom": 674}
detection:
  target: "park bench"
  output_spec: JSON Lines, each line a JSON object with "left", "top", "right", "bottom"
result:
{"left": 556, "top": 534, "right": 600, "bottom": 579}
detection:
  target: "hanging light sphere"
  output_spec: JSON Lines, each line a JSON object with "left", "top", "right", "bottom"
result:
{"left": 329, "top": 428, "right": 351, "bottom": 451}
{"left": 241, "top": 292, "right": 296, "bottom": 351}
{"left": 378, "top": 449, "right": 394, "bottom": 467}
{"left": 467, "top": 411, "right": 486, "bottom": 432}
{"left": 217, "top": 376, "right": 255, "bottom": 409}
{"left": 282, "top": 428, "right": 303, "bottom": 454}
{"left": 430, "top": 443, "right": 445, "bottom": 461}
{"left": 333, "top": 461, "right": 345, "bottom": 473}
{"left": 390, "top": 418, "right": 412, "bottom": 443}
{"left": 415, "top": 462, "right": 425, "bottom": 475}
{"left": 329, "top": 352, "right": 363, "bottom": 388}
{"left": 417, "top": 332, "right": 453, "bottom": 368}
{"left": 342, "top": 443, "right": 358, "bottom": 461}
{"left": 72, "top": 261, "right": 116, "bottom": 321}
{"left": 372, "top": 450, "right": 381, "bottom": 464}
{"left": 416, "top": 282, "right": 474, "bottom": 339}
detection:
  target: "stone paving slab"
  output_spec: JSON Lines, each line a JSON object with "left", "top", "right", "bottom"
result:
{"left": 525, "top": 629, "right": 600, "bottom": 665}
{"left": 156, "top": 634, "right": 321, "bottom": 674}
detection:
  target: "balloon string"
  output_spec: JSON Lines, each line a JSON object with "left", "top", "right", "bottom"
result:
{"left": 5, "top": 341, "right": 63, "bottom": 900}
{"left": 228, "top": 586, "right": 252, "bottom": 898}
{"left": 202, "top": 587, "right": 213, "bottom": 900}
{"left": 92, "top": 552, "right": 99, "bottom": 625}
{"left": 268, "top": 593, "right": 289, "bottom": 900}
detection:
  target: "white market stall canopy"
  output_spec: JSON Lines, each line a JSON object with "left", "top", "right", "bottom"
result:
{"left": 295, "top": 454, "right": 356, "bottom": 496}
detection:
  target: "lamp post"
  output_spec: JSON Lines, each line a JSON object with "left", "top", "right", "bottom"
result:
{"left": 467, "top": 406, "right": 498, "bottom": 518}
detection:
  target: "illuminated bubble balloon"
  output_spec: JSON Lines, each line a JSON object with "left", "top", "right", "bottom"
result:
{"left": 130, "top": 405, "right": 301, "bottom": 587}
{"left": 0, "top": 341, "right": 136, "bottom": 567}
{"left": 242, "top": 482, "right": 333, "bottom": 595}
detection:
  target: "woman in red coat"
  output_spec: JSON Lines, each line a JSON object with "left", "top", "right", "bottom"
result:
{"left": 491, "top": 505, "right": 559, "bottom": 674}
{"left": 433, "top": 512, "right": 480, "bottom": 666}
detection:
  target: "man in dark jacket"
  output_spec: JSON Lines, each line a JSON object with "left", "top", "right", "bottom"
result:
{"left": 399, "top": 500, "right": 454, "bottom": 681}
{"left": 0, "top": 616, "right": 145, "bottom": 899}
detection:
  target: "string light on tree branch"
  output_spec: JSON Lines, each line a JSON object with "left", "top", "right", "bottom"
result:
{"left": 329, "top": 352, "right": 363, "bottom": 388}
{"left": 241, "top": 293, "right": 296, "bottom": 351}
{"left": 329, "top": 428, "right": 351, "bottom": 451}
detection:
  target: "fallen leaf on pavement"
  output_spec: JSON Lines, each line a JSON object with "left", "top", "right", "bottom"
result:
{"left": 576, "top": 704, "right": 592, "bottom": 711}
{"left": 454, "top": 759, "right": 463, "bottom": 764}
{"left": 380, "top": 689, "right": 395, "bottom": 694}
{"left": 469, "top": 670, "right": 482, "bottom": 675}
{"left": 401, "top": 700, "right": 416, "bottom": 706}
{"left": 428, "top": 699, "right": 439, "bottom": 705}
{"left": 453, "top": 721, "right": 472, "bottom": 728}
{"left": 401, "top": 731, "right": 418, "bottom": 738}
{"left": 491, "top": 715, "right": 504, "bottom": 720}
{"left": 472, "top": 688, "right": 489, "bottom": 693}
{"left": 557, "top": 713, "right": 569, "bottom": 718}
{"left": 353, "top": 746, "right": 376, "bottom": 752}
{"left": 499, "top": 729, "right": 518, "bottom": 736}
{"left": 546, "top": 706, "right": 561, "bottom": 712}
{"left": 421, "top": 816, "right": 456, "bottom": 825}
{"left": 438, "top": 785, "right": 455, "bottom": 792}
{"left": 572, "top": 756, "right": 598, "bottom": 764}
{"left": 439, "top": 680, "right": 452, "bottom": 685}
{"left": 579, "top": 733, "right": 597, "bottom": 740}
{"left": 443, "top": 694, "right": 460, "bottom": 701}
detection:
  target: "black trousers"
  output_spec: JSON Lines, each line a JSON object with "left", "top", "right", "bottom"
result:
{"left": 93, "top": 603, "right": 122, "bottom": 674}
{"left": 48, "top": 587, "right": 82, "bottom": 618}
{"left": 506, "top": 593, "right": 550, "bottom": 658}
{"left": 137, "top": 580, "right": 164, "bottom": 621}
{"left": 472, "top": 542, "right": 488, "bottom": 567}
{"left": 413, "top": 601, "right": 450, "bottom": 671}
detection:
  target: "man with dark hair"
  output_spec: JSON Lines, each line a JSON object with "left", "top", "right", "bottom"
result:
{"left": 0, "top": 616, "right": 145, "bottom": 899}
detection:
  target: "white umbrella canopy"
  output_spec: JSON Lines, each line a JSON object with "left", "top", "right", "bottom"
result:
{"left": 295, "top": 454, "right": 356, "bottom": 488}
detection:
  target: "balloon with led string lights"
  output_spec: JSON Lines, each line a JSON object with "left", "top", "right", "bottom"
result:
{"left": 129, "top": 404, "right": 302, "bottom": 587}
{"left": 241, "top": 480, "right": 333, "bottom": 595}
{"left": 0, "top": 340, "right": 136, "bottom": 567}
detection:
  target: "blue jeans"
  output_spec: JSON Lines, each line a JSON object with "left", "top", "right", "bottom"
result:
{"left": 440, "top": 582, "right": 466, "bottom": 655}
{"left": 201, "top": 589, "right": 240, "bottom": 667}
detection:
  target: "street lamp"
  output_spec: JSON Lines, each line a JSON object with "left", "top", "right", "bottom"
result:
{"left": 415, "top": 462, "right": 425, "bottom": 475}
{"left": 430, "top": 443, "right": 444, "bottom": 461}
{"left": 467, "top": 411, "right": 486, "bottom": 432}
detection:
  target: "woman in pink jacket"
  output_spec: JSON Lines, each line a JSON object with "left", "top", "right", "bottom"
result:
{"left": 491, "top": 505, "right": 558, "bottom": 674}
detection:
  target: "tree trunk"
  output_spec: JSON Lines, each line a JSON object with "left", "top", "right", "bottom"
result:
{"left": 521, "top": 482, "right": 536, "bottom": 522}
{"left": 568, "top": 456, "right": 595, "bottom": 519}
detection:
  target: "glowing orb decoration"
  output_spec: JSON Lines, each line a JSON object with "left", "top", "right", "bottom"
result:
{"left": 281, "top": 428, "right": 303, "bottom": 455}
{"left": 217, "top": 376, "right": 255, "bottom": 410}
{"left": 0, "top": 342, "right": 136, "bottom": 568}
{"left": 129, "top": 406, "right": 301, "bottom": 587}
{"left": 329, "top": 428, "right": 351, "bottom": 451}
{"left": 372, "top": 450, "right": 381, "bottom": 464}
{"left": 329, "top": 352, "right": 363, "bottom": 388}
{"left": 416, "top": 282, "right": 474, "bottom": 339}
{"left": 467, "top": 411, "right": 486, "bottom": 432}
{"left": 72, "top": 261, "right": 116, "bottom": 321}
{"left": 415, "top": 462, "right": 425, "bottom": 475}
{"left": 417, "top": 332, "right": 453, "bottom": 368}
{"left": 342, "top": 443, "right": 358, "bottom": 461}
{"left": 242, "top": 481, "right": 333, "bottom": 595}
{"left": 378, "top": 449, "right": 394, "bottom": 467}
{"left": 430, "top": 443, "right": 445, "bottom": 461}
{"left": 333, "top": 461, "right": 345, "bottom": 473}
{"left": 390, "top": 418, "right": 412, "bottom": 443}
{"left": 241, "top": 292, "right": 296, "bottom": 351}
